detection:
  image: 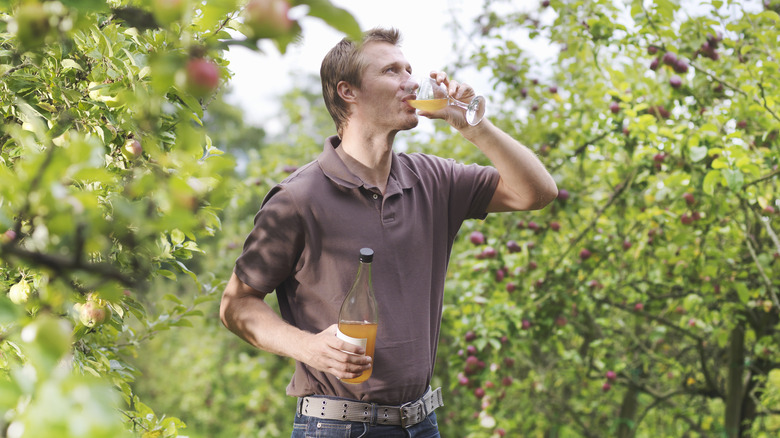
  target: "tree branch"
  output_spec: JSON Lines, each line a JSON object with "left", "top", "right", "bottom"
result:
{"left": 554, "top": 168, "right": 637, "bottom": 265}
{"left": 0, "top": 243, "right": 140, "bottom": 288}
{"left": 688, "top": 60, "right": 780, "bottom": 124}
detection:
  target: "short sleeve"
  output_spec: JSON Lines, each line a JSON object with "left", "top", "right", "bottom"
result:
{"left": 448, "top": 161, "right": 500, "bottom": 223}
{"left": 234, "top": 186, "right": 304, "bottom": 294}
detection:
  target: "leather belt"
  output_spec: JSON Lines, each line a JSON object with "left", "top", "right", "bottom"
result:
{"left": 296, "top": 386, "right": 443, "bottom": 428}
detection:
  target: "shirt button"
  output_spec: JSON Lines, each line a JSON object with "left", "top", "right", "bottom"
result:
{"left": 373, "top": 194, "right": 379, "bottom": 199}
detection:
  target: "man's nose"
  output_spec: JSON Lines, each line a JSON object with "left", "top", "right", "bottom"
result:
{"left": 404, "top": 78, "right": 419, "bottom": 94}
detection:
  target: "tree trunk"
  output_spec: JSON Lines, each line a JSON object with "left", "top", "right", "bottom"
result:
{"left": 617, "top": 380, "right": 639, "bottom": 438}
{"left": 725, "top": 322, "right": 745, "bottom": 438}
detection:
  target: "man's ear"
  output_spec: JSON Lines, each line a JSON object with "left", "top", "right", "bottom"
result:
{"left": 337, "top": 81, "right": 357, "bottom": 104}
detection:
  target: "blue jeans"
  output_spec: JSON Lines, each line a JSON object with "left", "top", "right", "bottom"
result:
{"left": 291, "top": 411, "right": 440, "bottom": 437}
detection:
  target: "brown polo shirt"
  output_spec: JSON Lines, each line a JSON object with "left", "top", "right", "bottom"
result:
{"left": 235, "top": 136, "right": 499, "bottom": 405}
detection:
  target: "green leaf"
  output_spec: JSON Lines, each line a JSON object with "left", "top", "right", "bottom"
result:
{"left": 163, "top": 294, "right": 183, "bottom": 304}
{"left": 61, "top": 59, "right": 83, "bottom": 71}
{"left": 300, "top": 0, "right": 362, "bottom": 41}
{"left": 721, "top": 168, "right": 744, "bottom": 192}
{"left": 157, "top": 269, "right": 177, "bottom": 280}
{"left": 170, "top": 229, "right": 185, "bottom": 246}
{"left": 703, "top": 170, "right": 720, "bottom": 195}
{"left": 690, "top": 146, "right": 708, "bottom": 162}
{"left": 759, "top": 10, "right": 780, "bottom": 22}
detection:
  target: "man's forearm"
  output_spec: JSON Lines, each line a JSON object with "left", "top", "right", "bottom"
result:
{"left": 220, "top": 273, "right": 308, "bottom": 360}
{"left": 460, "top": 119, "right": 558, "bottom": 212}
{"left": 219, "top": 272, "right": 372, "bottom": 379}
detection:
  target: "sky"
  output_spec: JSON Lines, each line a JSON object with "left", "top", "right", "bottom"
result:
{"left": 222, "top": 0, "right": 490, "bottom": 131}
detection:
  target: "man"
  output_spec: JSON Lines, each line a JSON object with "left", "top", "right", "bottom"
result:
{"left": 220, "top": 27, "right": 557, "bottom": 436}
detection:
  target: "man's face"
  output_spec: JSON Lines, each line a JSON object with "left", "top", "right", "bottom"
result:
{"left": 353, "top": 42, "right": 418, "bottom": 132}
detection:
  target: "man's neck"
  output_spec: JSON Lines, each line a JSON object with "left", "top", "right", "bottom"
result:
{"left": 336, "top": 130, "right": 397, "bottom": 194}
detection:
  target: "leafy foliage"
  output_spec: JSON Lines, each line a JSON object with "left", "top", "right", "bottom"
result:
{"left": 429, "top": 0, "right": 780, "bottom": 436}
{"left": 0, "top": 0, "right": 357, "bottom": 436}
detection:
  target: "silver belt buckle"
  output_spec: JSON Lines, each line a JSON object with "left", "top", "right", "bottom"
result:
{"left": 399, "top": 398, "right": 425, "bottom": 429}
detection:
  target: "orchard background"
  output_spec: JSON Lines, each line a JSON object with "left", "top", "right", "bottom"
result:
{"left": 0, "top": 0, "right": 778, "bottom": 437}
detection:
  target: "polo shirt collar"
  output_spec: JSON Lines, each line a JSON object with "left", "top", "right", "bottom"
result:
{"left": 318, "top": 135, "right": 419, "bottom": 193}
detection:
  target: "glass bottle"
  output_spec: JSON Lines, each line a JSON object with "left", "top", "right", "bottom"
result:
{"left": 337, "top": 247, "right": 378, "bottom": 384}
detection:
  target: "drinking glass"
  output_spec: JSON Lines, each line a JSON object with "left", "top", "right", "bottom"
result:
{"left": 405, "top": 75, "right": 486, "bottom": 126}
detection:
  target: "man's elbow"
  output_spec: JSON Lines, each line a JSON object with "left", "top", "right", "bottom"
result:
{"left": 516, "top": 182, "right": 558, "bottom": 211}
{"left": 530, "top": 183, "right": 559, "bottom": 210}
{"left": 219, "top": 293, "right": 233, "bottom": 330}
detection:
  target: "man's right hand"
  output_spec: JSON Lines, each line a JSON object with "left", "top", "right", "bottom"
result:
{"left": 220, "top": 273, "right": 372, "bottom": 381}
{"left": 300, "top": 324, "right": 372, "bottom": 381}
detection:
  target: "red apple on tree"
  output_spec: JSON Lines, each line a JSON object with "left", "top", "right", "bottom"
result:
{"left": 2, "top": 229, "right": 17, "bottom": 243}
{"left": 243, "top": 0, "right": 294, "bottom": 39}
{"left": 662, "top": 51, "right": 677, "bottom": 65}
{"left": 121, "top": 137, "right": 142, "bottom": 160}
{"left": 506, "top": 240, "right": 521, "bottom": 253}
{"left": 78, "top": 299, "right": 112, "bottom": 328}
{"left": 469, "top": 231, "right": 485, "bottom": 245}
{"left": 186, "top": 58, "right": 220, "bottom": 97}
{"left": 481, "top": 247, "right": 497, "bottom": 259}
{"left": 673, "top": 59, "right": 689, "bottom": 73}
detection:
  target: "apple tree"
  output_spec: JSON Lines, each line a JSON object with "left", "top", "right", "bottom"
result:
{"left": 0, "top": 0, "right": 358, "bottom": 436}
{"left": 128, "top": 80, "right": 327, "bottom": 437}
{"left": 423, "top": 0, "right": 779, "bottom": 436}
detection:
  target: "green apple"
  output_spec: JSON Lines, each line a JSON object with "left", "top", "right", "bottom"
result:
{"left": 9, "top": 279, "right": 31, "bottom": 304}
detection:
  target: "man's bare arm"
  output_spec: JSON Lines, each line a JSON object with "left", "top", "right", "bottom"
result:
{"left": 219, "top": 272, "right": 371, "bottom": 379}
{"left": 422, "top": 71, "right": 558, "bottom": 212}
{"left": 460, "top": 118, "right": 558, "bottom": 212}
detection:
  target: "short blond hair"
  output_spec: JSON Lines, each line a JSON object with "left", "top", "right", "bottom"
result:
{"left": 320, "top": 27, "right": 402, "bottom": 137}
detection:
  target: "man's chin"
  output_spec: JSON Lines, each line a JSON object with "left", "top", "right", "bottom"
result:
{"left": 401, "top": 115, "right": 419, "bottom": 131}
